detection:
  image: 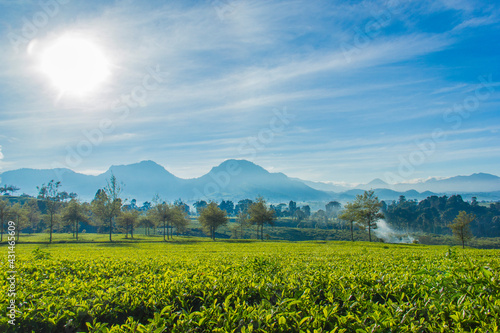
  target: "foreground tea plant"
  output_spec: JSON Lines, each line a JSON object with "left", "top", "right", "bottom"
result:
{"left": 1, "top": 241, "right": 499, "bottom": 332}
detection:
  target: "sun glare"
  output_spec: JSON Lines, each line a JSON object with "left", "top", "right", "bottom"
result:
{"left": 40, "top": 36, "right": 110, "bottom": 96}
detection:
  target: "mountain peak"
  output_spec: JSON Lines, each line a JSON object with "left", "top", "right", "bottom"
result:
{"left": 200, "top": 159, "right": 328, "bottom": 201}
{"left": 108, "top": 160, "right": 162, "bottom": 169}
{"left": 368, "top": 178, "right": 388, "bottom": 186}
{"left": 139, "top": 159, "right": 161, "bottom": 165}
{"left": 105, "top": 160, "right": 178, "bottom": 180}
{"left": 219, "top": 159, "right": 258, "bottom": 167}
{"left": 469, "top": 172, "right": 499, "bottom": 180}
{"left": 211, "top": 159, "right": 267, "bottom": 174}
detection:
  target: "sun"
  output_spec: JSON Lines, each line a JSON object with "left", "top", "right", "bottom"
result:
{"left": 40, "top": 36, "right": 110, "bottom": 96}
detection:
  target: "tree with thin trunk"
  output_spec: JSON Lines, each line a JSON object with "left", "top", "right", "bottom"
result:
{"left": 293, "top": 210, "right": 306, "bottom": 228}
{"left": 9, "top": 203, "right": 28, "bottom": 241}
{"left": 248, "top": 197, "right": 276, "bottom": 241}
{"left": 151, "top": 201, "right": 173, "bottom": 241}
{"left": 37, "top": 180, "right": 63, "bottom": 243}
{"left": 91, "top": 174, "right": 122, "bottom": 242}
{"left": 0, "top": 198, "right": 11, "bottom": 242}
{"left": 355, "top": 190, "right": 384, "bottom": 242}
{"left": 117, "top": 209, "right": 140, "bottom": 239}
{"left": 236, "top": 210, "right": 250, "bottom": 239}
{"left": 170, "top": 206, "right": 189, "bottom": 238}
{"left": 199, "top": 202, "right": 228, "bottom": 241}
{"left": 23, "top": 199, "right": 41, "bottom": 235}
{"left": 339, "top": 201, "right": 360, "bottom": 242}
{"left": 139, "top": 215, "right": 155, "bottom": 236}
{"left": 449, "top": 211, "right": 475, "bottom": 249}
{"left": 61, "top": 199, "right": 88, "bottom": 241}
{"left": 312, "top": 209, "right": 328, "bottom": 229}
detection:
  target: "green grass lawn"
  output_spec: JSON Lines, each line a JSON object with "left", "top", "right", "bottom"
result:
{"left": 9, "top": 232, "right": 169, "bottom": 243}
{"left": 8, "top": 229, "right": 500, "bottom": 249}
{"left": 1, "top": 240, "right": 499, "bottom": 332}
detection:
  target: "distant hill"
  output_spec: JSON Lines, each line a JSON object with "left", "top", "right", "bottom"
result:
{"left": 373, "top": 173, "right": 500, "bottom": 193}
{"left": 190, "top": 160, "right": 331, "bottom": 201}
{"left": 302, "top": 173, "right": 500, "bottom": 194}
{"left": 1, "top": 160, "right": 499, "bottom": 203}
{"left": 292, "top": 179, "right": 351, "bottom": 192}
{"left": 362, "top": 178, "right": 390, "bottom": 190}
{"left": 0, "top": 167, "right": 104, "bottom": 199}
{"left": 0, "top": 159, "right": 331, "bottom": 203}
{"left": 332, "top": 188, "right": 439, "bottom": 202}
{"left": 293, "top": 172, "right": 500, "bottom": 202}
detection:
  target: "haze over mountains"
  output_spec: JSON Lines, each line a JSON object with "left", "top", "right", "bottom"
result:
{"left": 1, "top": 160, "right": 499, "bottom": 203}
{"left": 302, "top": 173, "right": 500, "bottom": 194}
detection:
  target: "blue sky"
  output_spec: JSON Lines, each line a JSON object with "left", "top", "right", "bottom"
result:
{"left": 0, "top": 0, "right": 499, "bottom": 184}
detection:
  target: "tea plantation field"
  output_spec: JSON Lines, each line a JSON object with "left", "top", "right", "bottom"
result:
{"left": 1, "top": 240, "right": 499, "bottom": 332}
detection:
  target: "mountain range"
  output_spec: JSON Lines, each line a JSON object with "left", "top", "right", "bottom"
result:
{"left": 0, "top": 159, "right": 499, "bottom": 203}
{"left": 0, "top": 160, "right": 329, "bottom": 203}
{"left": 303, "top": 173, "right": 500, "bottom": 195}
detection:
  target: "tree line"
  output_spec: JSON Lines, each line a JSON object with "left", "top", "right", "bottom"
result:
{"left": 0, "top": 176, "right": 497, "bottom": 245}
{"left": 382, "top": 194, "right": 500, "bottom": 238}
{"left": 0, "top": 176, "right": 279, "bottom": 243}
{"left": 337, "top": 191, "right": 479, "bottom": 248}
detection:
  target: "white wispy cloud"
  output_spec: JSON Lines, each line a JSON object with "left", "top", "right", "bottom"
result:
{"left": 0, "top": 0, "right": 498, "bottom": 183}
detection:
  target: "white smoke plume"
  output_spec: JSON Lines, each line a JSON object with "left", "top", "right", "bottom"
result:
{"left": 374, "top": 219, "right": 415, "bottom": 244}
